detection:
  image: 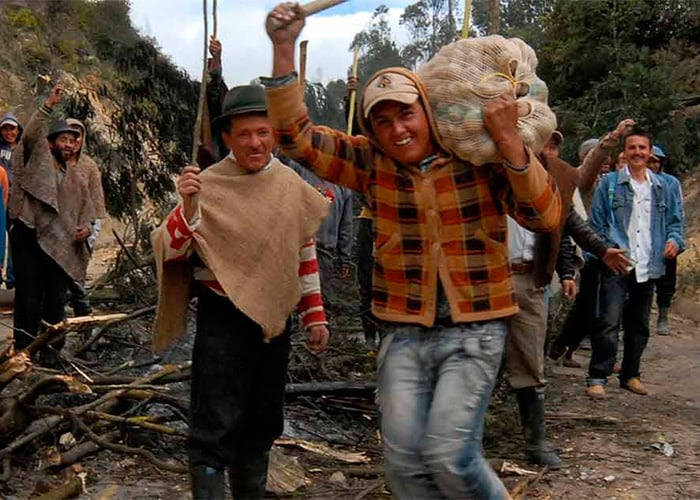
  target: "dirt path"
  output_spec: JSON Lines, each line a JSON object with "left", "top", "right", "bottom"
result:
{"left": 527, "top": 307, "right": 700, "bottom": 499}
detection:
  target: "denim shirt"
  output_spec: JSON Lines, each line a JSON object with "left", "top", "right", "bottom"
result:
{"left": 589, "top": 168, "right": 684, "bottom": 280}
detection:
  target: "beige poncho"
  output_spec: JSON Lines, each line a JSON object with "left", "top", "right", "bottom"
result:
{"left": 151, "top": 156, "right": 329, "bottom": 352}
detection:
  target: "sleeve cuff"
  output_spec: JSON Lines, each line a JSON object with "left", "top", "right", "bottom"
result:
{"left": 260, "top": 72, "right": 298, "bottom": 88}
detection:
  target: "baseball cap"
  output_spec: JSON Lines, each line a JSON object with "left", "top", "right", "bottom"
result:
{"left": 651, "top": 145, "right": 666, "bottom": 158}
{"left": 551, "top": 130, "right": 563, "bottom": 145}
{"left": 0, "top": 118, "right": 18, "bottom": 128}
{"left": 362, "top": 71, "right": 420, "bottom": 118}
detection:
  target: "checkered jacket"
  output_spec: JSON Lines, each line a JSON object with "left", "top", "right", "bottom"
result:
{"left": 266, "top": 70, "right": 560, "bottom": 326}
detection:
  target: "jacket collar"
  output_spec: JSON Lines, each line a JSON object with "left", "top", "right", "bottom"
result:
{"left": 617, "top": 166, "right": 663, "bottom": 189}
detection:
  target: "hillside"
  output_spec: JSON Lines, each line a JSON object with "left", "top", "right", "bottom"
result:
{"left": 0, "top": 0, "right": 198, "bottom": 245}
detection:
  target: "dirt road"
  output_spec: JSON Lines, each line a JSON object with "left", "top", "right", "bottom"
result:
{"left": 526, "top": 308, "right": 700, "bottom": 499}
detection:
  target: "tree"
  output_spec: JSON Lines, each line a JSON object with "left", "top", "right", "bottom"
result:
{"left": 351, "top": 5, "right": 404, "bottom": 83}
{"left": 399, "top": 0, "right": 458, "bottom": 68}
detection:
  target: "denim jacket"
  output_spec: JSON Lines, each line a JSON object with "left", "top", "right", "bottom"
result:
{"left": 589, "top": 168, "right": 684, "bottom": 280}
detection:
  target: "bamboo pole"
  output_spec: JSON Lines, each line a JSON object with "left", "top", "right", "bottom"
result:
{"left": 462, "top": 0, "right": 472, "bottom": 38}
{"left": 346, "top": 45, "right": 360, "bottom": 135}
{"left": 212, "top": 0, "right": 218, "bottom": 38}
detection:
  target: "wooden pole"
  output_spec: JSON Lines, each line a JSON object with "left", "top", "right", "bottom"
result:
{"left": 462, "top": 0, "right": 472, "bottom": 38}
{"left": 302, "top": 0, "right": 348, "bottom": 16}
{"left": 268, "top": 0, "right": 348, "bottom": 31}
{"left": 189, "top": 0, "right": 209, "bottom": 208}
{"left": 299, "top": 40, "right": 309, "bottom": 87}
{"left": 346, "top": 45, "right": 359, "bottom": 136}
{"left": 212, "top": 0, "right": 218, "bottom": 38}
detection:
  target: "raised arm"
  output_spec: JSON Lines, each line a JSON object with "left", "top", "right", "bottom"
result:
{"left": 264, "top": 3, "right": 373, "bottom": 193}
{"left": 579, "top": 119, "right": 634, "bottom": 195}
{"left": 18, "top": 85, "right": 63, "bottom": 168}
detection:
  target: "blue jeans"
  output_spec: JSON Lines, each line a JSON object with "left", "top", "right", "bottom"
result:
{"left": 377, "top": 321, "right": 508, "bottom": 499}
{"left": 588, "top": 270, "right": 654, "bottom": 386}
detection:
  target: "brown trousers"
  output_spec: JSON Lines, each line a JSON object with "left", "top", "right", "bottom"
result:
{"left": 505, "top": 272, "right": 547, "bottom": 390}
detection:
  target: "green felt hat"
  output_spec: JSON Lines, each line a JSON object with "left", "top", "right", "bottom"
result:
{"left": 213, "top": 85, "right": 267, "bottom": 129}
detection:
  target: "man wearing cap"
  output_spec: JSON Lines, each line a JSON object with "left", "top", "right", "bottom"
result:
{"left": 8, "top": 85, "right": 95, "bottom": 364}
{"left": 264, "top": 5, "right": 561, "bottom": 498}
{"left": 63, "top": 118, "right": 107, "bottom": 316}
{"left": 0, "top": 113, "right": 20, "bottom": 288}
{"left": 647, "top": 145, "right": 684, "bottom": 335}
{"left": 152, "top": 83, "right": 330, "bottom": 499}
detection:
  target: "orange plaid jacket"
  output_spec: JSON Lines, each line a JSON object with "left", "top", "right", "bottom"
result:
{"left": 266, "top": 70, "right": 560, "bottom": 326}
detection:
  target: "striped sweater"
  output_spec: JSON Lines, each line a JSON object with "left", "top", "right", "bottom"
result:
{"left": 162, "top": 204, "right": 327, "bottom": 330}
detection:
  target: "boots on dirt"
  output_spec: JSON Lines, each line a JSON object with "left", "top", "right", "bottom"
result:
{"left": 190, "top": 465, "right": 226, "bottom": 500}
{"left": 229, "top": 450, "right": 270, "bottom": 499}
{"left": 656, "top": 307, "right": 670, "bottom": 335}
{"left": 516, "top": 388, "right": 563, "bottom": 469}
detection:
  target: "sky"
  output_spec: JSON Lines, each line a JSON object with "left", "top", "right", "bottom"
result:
{"left": 128, "top": 1, "right": 414, "bottom": 85}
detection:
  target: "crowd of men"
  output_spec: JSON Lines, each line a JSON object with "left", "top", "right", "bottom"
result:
{"left": 1, "top": 3, "right": 686, "bottom": 499}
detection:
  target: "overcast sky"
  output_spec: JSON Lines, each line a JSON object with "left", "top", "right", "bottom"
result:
{"left": 128, "top": 1, "right": 414, "bottom": 85}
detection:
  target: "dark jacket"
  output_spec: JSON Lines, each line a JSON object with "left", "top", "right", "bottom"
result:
{"left": 556, "top": 207, "right": 608, "bottom": 282}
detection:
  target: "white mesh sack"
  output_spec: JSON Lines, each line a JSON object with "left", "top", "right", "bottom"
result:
{"left": 417, "top": 35, "right": 557, "bottom": 166}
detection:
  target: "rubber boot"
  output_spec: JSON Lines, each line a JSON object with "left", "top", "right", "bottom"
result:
{"left": 229, "top": 451, "right": 270, "bottom": 499}
{"left": 656, "top": 307, "right": 670, "bottom": 335}
{"left": 190, "top": 465, "right": 226, "bottom": 500}
{"left": 516, "top": 388, "right": 563, "bottom": 469}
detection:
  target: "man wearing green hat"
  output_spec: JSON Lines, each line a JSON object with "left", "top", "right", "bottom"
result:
{"left": 8, "top": 84, "right": 95, "bottom": 365}
{"left": 152, "top": 84, "right": 330, "bottom": 499}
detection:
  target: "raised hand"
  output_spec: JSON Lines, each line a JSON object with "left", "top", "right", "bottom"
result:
{"left": 611, "top": 118, "right": 635, "bottom": 141}
{"left": 45, "top": 84, "right": 64, "bottom": 109}
{"left": 483, "top": 91, "right": 528, "bottom": 167}
{"left": 266, "top": 2, "right": 305, "bottom": 45}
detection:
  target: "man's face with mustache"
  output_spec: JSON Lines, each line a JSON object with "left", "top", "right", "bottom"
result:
{"left": 50, "top": 132, "right": 77, "bottom": 161}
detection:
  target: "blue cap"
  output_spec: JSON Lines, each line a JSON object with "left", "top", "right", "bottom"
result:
{"left": 652, "top": 145, "right": 666, "bottom": 158}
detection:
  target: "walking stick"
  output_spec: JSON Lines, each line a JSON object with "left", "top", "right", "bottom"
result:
{"left": 346, "top": 45, "right": 359, "bottom": 136}
{"left": 268, "top": 0, "right": 349, "bottom": 31}
{"left": 462, "top": 0, "right": 472, "bottom": 38}
{"left": 299, "top": 40, "right": 309, "bottom": 87}
{"left": 189, "top": 0, "right": 209, "bottom": 207}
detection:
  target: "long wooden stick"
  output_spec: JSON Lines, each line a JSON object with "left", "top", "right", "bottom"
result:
{"left": 302, "top": 0, "right": 348, "bottom": 15}
{"left": 212, "top": 0, "right": 218, "bottom": 38}
{"left": 462, "top": 0, "right": 472, "bottom": 38}
{"left": 269, "top": 0, "right": 348, "bottom": 31}
{"left": 190, "top": 0, "right": 209, "bottom": 209}
{"left": 346, "top": 45, "right": 360, "bottom": 135}
{"left": 299, "top": 40, "right": 309, "bottom": 87}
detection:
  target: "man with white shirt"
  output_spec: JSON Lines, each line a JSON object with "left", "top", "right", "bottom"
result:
{"left": 586, "top": 127, "right": 683, "bottom": 397}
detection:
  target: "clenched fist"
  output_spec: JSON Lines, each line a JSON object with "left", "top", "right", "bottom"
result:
{"left": 177, "top": 165, "right": 202, "bottom": 221}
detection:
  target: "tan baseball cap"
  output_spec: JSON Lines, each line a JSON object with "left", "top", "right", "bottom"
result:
{"left": 362, "top": 72, "right": 420, "bottom": 118}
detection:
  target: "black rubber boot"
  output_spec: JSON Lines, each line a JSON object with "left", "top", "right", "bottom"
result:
{"left": 516, "top": 388, "right": 563, "bottom": 469}
{"left": 190, "top": 465, "right": 226, "bottom": 499}
{"left": 229, "top": 451, "right": 270, "bottom": 499}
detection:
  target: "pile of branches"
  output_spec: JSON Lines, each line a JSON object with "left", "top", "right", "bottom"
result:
{"left": 0, "top": 314, "right": 191, "bottom": 498}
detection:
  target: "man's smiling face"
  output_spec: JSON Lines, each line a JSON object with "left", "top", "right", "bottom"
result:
{"left": 369, "top": 100, "right": 434, "bottom": 168}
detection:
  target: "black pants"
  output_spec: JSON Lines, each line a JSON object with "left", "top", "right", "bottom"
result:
{"left": 553, "top": 259, "right": 601, "bottom": 353}
{"left": 588, "top": 270, "right": 654, "bottom": 384}
{"left": 189, "top": 285, "right": 291, "bottom": 469}
{"left": 68, "top": 279, "right": 92, "bottom": 316}
{"left": 655, "top": 257, "right": 677, "bottom": 309}
{"left": 10, "top": 220, "right": 69, "bottom": 351}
